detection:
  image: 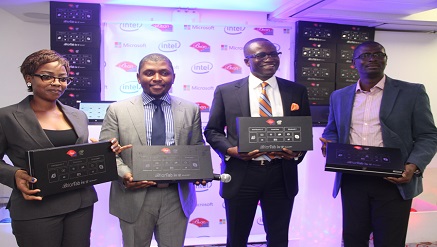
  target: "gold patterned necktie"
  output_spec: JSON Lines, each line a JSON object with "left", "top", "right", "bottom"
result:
{"left": 259, "top": 82, "right": 275, "bottom": 161}
{"left": 259, "top": 81, "right": 272, "bottom": 117}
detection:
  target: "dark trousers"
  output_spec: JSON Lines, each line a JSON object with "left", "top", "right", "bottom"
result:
{"left": 12, "top": 205, "right": 94, "bottom": 247}
{"left": 225, "top": 162, "right": 294, "bottom": 247}
{"left": 341, "top": 174, "right": 412, "bottom": 247}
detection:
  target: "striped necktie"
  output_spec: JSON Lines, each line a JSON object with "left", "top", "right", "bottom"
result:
{"left": 259, "top": 81, "right": 272, "bottom": 117}
{"left": 259, "top": 82, "right": 274, "bottom": 161}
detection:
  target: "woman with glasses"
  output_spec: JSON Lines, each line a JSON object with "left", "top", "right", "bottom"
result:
{"left": 0, "top": 49, "right": 120, "bottom": 247}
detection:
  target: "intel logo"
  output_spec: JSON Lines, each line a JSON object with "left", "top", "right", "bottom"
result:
{"left": 256, "top": 217, "right": 264, "bottom": 225}
{"left": 195, "top": 182, "right": 212, "bottom": 192}
{"left": 120, "top": 23, "right": 142, "bottom": 31}
{"left": 159, "top": 40, "right": 181, "bottom": 52}
{"left": 120, "top": 81, "right": 142, "bottom": 94}
{"left": 224, "top": 26, "right": 246, "bottom": 35}
{"left": 191, "top": 62, "right": 213, "bottom": 74}
{"left": 274, "top": 43, "right": 281, "bottom": 51}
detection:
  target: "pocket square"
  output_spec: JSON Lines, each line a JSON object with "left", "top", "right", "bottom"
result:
{"left": 291, "top": 103, "right": 299, "bottom": 111}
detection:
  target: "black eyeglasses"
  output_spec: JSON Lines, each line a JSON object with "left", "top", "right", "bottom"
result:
{"left": 245, "top": 51, "right": 282, "bottom": 60}
{"left": 32, "top": 74, "right": 74, "bottom": 85}
{"left": 354, "top": 52, "right": 387, "bottom": 60}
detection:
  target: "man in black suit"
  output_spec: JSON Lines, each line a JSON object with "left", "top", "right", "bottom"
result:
{"left": 204, "top": 38, "right": 311, "bottom": 247}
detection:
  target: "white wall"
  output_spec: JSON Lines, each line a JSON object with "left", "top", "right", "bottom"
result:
{"left": 0, "top": 8, "right": 50, "bottom": 108}
{"left": 377, "top": 31, "right": 437, "bottom": 127}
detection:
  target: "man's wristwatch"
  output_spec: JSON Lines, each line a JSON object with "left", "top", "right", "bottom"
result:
{"left": 294, "top": 152, "right": 303, "bottom": 161}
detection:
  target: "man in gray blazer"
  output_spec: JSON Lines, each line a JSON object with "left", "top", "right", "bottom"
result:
{"left": 99, "top": 53, "right": 204, "bottom": 247}
{"left": 321, "top": 41, "right": 437, "bottom": 247}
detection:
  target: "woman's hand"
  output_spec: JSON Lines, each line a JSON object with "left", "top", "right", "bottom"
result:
{"left": 15, "top": 170, "right": 42, "bottom": 201}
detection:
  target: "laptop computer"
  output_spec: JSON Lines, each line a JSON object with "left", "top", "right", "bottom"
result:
{"left": 27, "top": 141, "right": 117, "bottom": 197}
{"left": 132, "top": 145, "right": 214, "bottom": 183}
{"left": 236, "top": 116, "right": 313, "bottom": 152}
{"left": 77, "top": 100, "right": 114, "bottom": 125}
{"left": 325, "top": 143, "right": 404, "bottom": 177}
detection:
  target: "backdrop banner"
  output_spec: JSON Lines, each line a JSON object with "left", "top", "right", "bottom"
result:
{"left": 103, "top": 21, "right": 292, "bottom": 239}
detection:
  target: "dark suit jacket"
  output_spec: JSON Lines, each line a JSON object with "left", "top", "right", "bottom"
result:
{"left": 322, "top": 76, "right": 437, "bottom": 200}
{"left": 99, "top": 95, "right": 204, "bottom": 223}
{"left": 204, "top": 76, "right": 311, "bottom": 199}
{"left": 0, "top": 96, "right": 97, "bottom": 220}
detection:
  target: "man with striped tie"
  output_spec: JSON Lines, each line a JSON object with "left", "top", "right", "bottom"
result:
{"left": 204, "top": 38, "right": 311, "bottom": 247}
{"left": 99, "top": 53, "right": 204, "bottom": 247}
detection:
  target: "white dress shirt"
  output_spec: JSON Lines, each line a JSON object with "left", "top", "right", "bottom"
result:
{"left": 248, "top": 73, "right": 284, "bottom": 117}
{"left": 349, "top": 76, "right": 385, "bottom": 147}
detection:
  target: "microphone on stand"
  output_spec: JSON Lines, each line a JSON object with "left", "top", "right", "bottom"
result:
{"left": 213, "top": 173, "right": 232, "bottom": 183}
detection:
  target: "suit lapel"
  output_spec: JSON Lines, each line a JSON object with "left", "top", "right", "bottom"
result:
{"left": 14, "top": 96, "right": 53, "bottom": 148}
{"left": 235, "top": 77, "right": 251, "bottom": 116}
{"left": 340, "top": 86, "right": 357, "bottom": 143}
{"left": 277, "top": 78, "right": 293, "bottom": 116}
{"left": 128, "top": 96, "right": 147, "bottom": 145}
{"left": 171, "top": 97, "right": 184, "bottom": 145}
{"left": 380, "top": 77, "right": 399, "bottom": 122}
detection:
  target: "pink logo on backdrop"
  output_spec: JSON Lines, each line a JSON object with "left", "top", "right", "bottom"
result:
{"left": 190, "top": 42, "right": 211, "bottom": 52}
{"left": 222, "top": 63, "right": 242, "bottom": 74}
{"left": 254, "top": 27, "right": 274, "bottom": 35}
{"left": 151, "top": 24, "right": 173, "bottom": 32}
{"left": 190, "top": 218, "right": 210, "bottom": 227}
{"left": 195, "top": 102, "right": 210, "bottom": 112}
{"left": 116, "top": 61, "right": 137, "bottom": 72}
